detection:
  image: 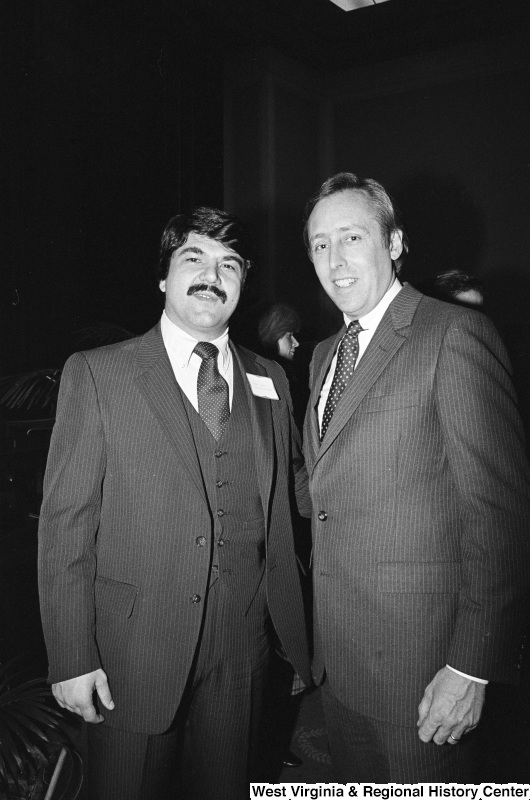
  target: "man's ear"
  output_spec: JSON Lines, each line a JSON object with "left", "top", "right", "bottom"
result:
{"left": 159, "top": 280, "right": 166, "bottom": 293}
{"left": 389, "top": 229, "right": 403, "bottom": 261}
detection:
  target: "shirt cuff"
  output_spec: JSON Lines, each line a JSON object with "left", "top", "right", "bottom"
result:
{"left": 446, "top": 664, "right": 488, "bottom": 684}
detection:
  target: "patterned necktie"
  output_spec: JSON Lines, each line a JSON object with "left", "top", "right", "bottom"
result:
{"left": 320, "top": 320, "right": 363, "bottom": 442}
{"left": 193, "top": 341, "right": 230, "bottom": 440}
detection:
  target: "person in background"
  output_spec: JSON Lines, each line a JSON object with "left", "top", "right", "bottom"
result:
{"left": 256, "top": 302, "right": 311, "bottom": 769}
{"left": 302, "top": 171, "right": 530, "bottom": 782}
{"left": 258, "top": 303, "right": 301, "bottom": 362}
{"left": 257, "top": 303, "right": 312, "bottom": 432}
{"left": 421, "top": 269, "right": 484, "bottom": 308}
{"left": 38, "top": 206, "right": 311, "bottom": 800}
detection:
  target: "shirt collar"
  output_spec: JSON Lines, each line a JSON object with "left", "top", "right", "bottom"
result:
{"left": 160, "top": 310, "right": 230, "bottom": 368}
{"left": 344, "top": 276, "right": 402, "bottom": 332}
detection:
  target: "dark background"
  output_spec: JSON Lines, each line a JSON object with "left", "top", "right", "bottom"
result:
{"left": 1, "top": 0, "right": 530, "bottom": 771}
{"left": 3, "top": 0, "right": 530, "bottom": 375}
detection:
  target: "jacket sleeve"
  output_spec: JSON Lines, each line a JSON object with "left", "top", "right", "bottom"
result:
{"left": 38, "top": 352, "right": 106, "bottom": 683}
{"left": 435, "top": 311, "right": 530, "bottom": 682}
{"left": 268, "top": 359, "right": 311, "bottom": 519}
{"left": 292, "top": 416, "right": 312, "bottom": 519}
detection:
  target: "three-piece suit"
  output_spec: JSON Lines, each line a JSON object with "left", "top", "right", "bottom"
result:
{"left": 38, "top": 323, "right": 311, "bottom": 798}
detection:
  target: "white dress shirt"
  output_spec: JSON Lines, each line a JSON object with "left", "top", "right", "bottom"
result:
{"left": 160, "top": 311, "right": 234, "bottom": 411}
{"left": 315, "top": 281, "right": 487, "bottom": 685}
{"left": 317, "top": 278, "right": 402, "bottom": 429}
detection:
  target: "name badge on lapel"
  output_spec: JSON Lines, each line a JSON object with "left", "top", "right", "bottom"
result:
{"left": 246, "top": 374, "right": 279, "bottom": 400}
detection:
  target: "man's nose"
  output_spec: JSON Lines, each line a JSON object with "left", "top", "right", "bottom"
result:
{"left": 329, "top": 241, "right": 345, "bottom": 270}
{"left": 292, "top": 336, "right": 299, "bottom": 348}
{"left": 200, "top": 260, "right": 221, "bottom": 283}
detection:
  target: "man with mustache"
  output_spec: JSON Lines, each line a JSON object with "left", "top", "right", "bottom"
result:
{"left": 302, "top": 172, "right": 530, "bottom": 781}
{"left": 38, "top": 207, "right": 311, "bottom": 799}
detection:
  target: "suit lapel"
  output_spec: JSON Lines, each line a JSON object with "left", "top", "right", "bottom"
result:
{"left": 231, "top": 344, "right": 275, "bottom": 519}
{"left": 305, "top": 328, "right": 343, "bottom": 470}
{"left": 134, "top": 325, "right": 205, "bottom": 498}
{"left": 312, "top": 284, "right": 422, "bottom": 470}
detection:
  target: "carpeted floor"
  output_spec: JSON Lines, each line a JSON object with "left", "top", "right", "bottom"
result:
{"left": 277, "top": 687, "right": 334, "bottom": 784}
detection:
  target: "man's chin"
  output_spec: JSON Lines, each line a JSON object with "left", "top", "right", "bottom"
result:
{"left": 329, "top": 295, "right": 361, "bottom": 318}
{"left": 189, "top": 311, "right": 231, "bottom": 336}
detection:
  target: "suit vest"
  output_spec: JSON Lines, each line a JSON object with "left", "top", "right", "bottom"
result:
{"left": 181, "top": 360, "right": 266, "bottom": 612}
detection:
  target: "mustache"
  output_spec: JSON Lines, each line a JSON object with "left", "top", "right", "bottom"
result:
{"left": 187, "top": 283, "right": 227, "bottom": 304}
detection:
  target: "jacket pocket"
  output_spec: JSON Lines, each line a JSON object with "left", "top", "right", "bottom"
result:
{"left": 378, "top": 561, "right": 462, "bottom": 593}
{"left": 95, "top": 576, "right": 139, "bottom": 617}
{"left": 359, "top": 390, "right": 421, "bottom": 413}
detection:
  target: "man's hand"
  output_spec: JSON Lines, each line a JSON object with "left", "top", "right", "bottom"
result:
{"left": 52, "top": 669, "right": 114, "bottom": 723}
{"left": 417, "top": 666, "right": 485, "bottom": 745}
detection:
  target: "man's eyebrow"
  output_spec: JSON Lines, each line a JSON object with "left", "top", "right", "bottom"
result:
{"left": 178, "top": 246, "right": 204, "bottom": 256}
{"left": 177, "top": 245, "right": 243, "bottom": 267}
{"left": 220, "top": 253, "right": 244, "bottom": 268}
{"left": 310, "top": 224, "right": 369, "bottom": 243}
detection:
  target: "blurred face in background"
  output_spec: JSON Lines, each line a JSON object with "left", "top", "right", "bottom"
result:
{"left": 277, "top": 331, "right": 299, "bottom": 360}
{"left": 454, "top": 288, "right": 483, "bottom": 307}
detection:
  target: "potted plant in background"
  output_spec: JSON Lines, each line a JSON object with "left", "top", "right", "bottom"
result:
{"left": 0, "top": 321, "right": 136, "bottom": 420}
{"left": 0, "top": 660, "right": 82, "bottom": 800}
{"left": 0, "top": 322, "right": 135, "bottom": 529}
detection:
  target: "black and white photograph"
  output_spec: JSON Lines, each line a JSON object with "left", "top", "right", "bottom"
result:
{"left": 2, "top": 1, "right": 530, "bottom": 797}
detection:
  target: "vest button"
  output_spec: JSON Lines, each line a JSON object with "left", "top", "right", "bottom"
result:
{"left": 196, "top": 536, "right": 206, "bottom": 547}
{"left": 190, "top": 594, "right": 201, "bottom": 604}
{"left": 318, "top": 510, "right": 328, "bottom": 521}
{"left": 217, "top": 538, "right": 227, "bottom": 547}
{"left": 216, "top": 480, "right": 224, "bottom": 488}
{"left": 217, "top": 509, "right": 225, "bottom": 517}
{"left": 215, "top": 450, "right": 224, "bottom": 458}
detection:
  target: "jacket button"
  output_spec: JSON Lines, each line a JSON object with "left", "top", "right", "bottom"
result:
{"left": 215, "top": 450, "right": 224, "bottom": 458}
{"left": 217, "top": 538, "right": 228, "bottom": 547}
{"left": 190, "top": 594, "right": 201, "bottom": 604}
{"left": 318, "top": 510, "right": 328, "bottom": 521}
{"left": 196, "top": 536, "right": 206, "bottom": 546}
{"left": 217, "top": 509, "right": 225, "bottom": 517}
{"left": 216, "top": 480, "right": 224, "bottom": 488}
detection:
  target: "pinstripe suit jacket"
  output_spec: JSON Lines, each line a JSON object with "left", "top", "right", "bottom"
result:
{"left": 304, "top": 284, "right": 530, "bottom": 727}
{"left": 38, "top": 323, "right": 311, "bottom": 734}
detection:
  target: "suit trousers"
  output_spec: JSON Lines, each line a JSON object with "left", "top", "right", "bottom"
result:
{"left": 321, "top": 682, "right": 477, "bottom": 783}
{"left": 86, "top": 577, "right": 270, "bottom": 800}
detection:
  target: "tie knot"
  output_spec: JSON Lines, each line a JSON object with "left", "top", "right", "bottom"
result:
{"left": 346, "top": 320, "right": 362, "bottom": 336}
{"left": 194, "top": 341, "right": 219, "bottom": 361}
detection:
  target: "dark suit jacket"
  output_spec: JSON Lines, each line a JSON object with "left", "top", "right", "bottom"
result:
{"left": 38, "top": 324, "right": 311, "bottom": 734}
{"left": 304, "top": 284, "right": 530, "bottom": 727}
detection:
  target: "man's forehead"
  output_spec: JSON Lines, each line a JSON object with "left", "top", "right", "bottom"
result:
{"left": 309, "top": 190, "right": 377, "bottom": 235}
{"left": 176, "top": 231, "right": 241, "bottom": 260}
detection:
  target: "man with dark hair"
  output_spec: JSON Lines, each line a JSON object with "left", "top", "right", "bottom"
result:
{"left": 257, "top": 303, "right": 301, "bottom": 361}
{"left": 302, "top": 173, "right": 530, "bottom": 781}
{"left": 38, "top": 207, "right": 311, "bottom": 799}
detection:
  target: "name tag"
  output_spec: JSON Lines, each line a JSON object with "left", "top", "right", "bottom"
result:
{"left": 246, "top": 374, "right": 279, "bottom": 400}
